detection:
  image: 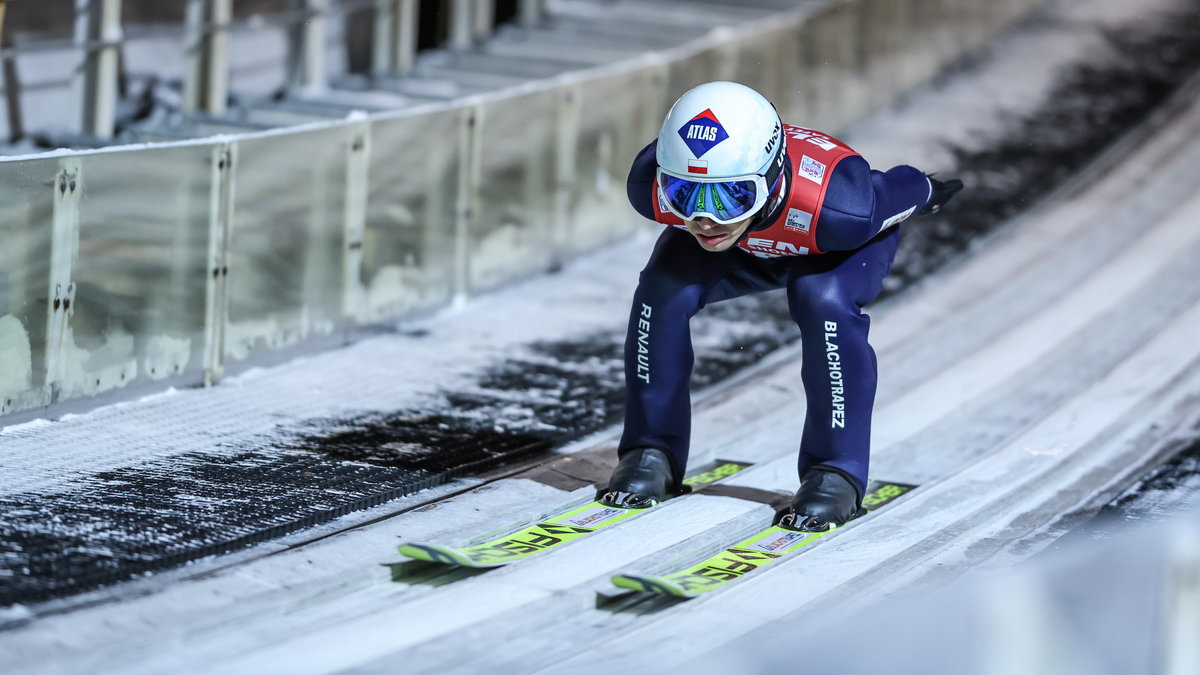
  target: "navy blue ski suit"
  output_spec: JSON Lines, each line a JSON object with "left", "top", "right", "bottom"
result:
{"left": 619, "top": 140, "right": 932, "bottom": 495}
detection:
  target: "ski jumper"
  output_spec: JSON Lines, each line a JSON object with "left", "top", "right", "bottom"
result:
{"left": 619, "top": 125, "right": 932, "bottom": 495}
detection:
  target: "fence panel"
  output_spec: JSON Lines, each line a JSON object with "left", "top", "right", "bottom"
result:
{"left": 225, "top": 126, "right": 352, "bottom": 362}
{"left": 70, "top": 144, "right": 216, "bottom": 393}
{"left": 467, "top": 88, "right": 558, "bottom": 292}
{"left": 360, "top": 107, "right": 463, "bottom": 321}
{"left": 562, "top": 67, "right": 661, "bottom": 256}
{"left": 0, "top": 157, "right": 56, "bottom": 414}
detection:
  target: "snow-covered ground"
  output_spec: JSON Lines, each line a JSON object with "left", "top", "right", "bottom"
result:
{"left": 2, "top": 0, "right": 1200, "bottom": 671}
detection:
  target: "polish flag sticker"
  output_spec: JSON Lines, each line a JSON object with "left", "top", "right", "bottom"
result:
{"left": 687, "top": 160, "right": 709, "bottom": 174}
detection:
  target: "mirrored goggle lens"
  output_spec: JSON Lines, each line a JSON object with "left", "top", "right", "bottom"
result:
{"left": 660, "top": 174, "right": 760, "bottom": 223}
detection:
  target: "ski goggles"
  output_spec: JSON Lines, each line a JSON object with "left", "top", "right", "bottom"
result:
{"left": 656, "top": 168, "right": 773, "bottom": 225}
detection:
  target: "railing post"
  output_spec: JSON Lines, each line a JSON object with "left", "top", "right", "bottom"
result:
{"left": 450, "top": 0, "right": 474, "bottom": 51}
{"left": 342, "top": 119, "right": 371, "bottom": 324}
{"left": 203, "top": 143, "right": 236, "bottom": 386}
{"left": 73, "top": 0, "right": 122, "bottom": 139}
{"left": 473, "top": 0, "right": 495, "bottom": 45}
{"left": 553, "top": 83, "right": 580, "bottom": 263}
{"left": 372, "top": 0, "right": 417, "bottom": 77}
{"left": 185, "top": 0, "right": 231, "bottom": 116}
{"left": 288, "top": 0, "right": 329, "bottom": 92}
{"left": 519, "top": 0, "right": 547, "bottom": 28}
{"left": 0, "top": 0, "right": 23, "bottom": 142}
{"left": 46, "top": 160, "right": 82, "bottom": 400}
{"left": 455, "top": 104, "right": 483, "bottom": 303}
{"left": 371, "top": 0, "right": 392, "bottom": 76}
{"left": 394, "top": 0, "right": 417, "bottom": 74}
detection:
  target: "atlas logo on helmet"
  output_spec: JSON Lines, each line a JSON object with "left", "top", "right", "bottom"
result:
{"left": 677, "top": 109, "right": 730, "bottom": 158}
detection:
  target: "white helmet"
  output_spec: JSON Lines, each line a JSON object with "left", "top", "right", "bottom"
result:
{"left": 656, "top": 81, "right": 785, "bottom": 224}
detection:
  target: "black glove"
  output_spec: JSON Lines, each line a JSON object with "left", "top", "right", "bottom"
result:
{"left": 918, "top": 175, "right": 963, "bottom": 216}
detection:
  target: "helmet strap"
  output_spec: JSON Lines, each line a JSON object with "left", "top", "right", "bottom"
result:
{"left": 742, "top": 154, "right": 790, "bottom": 237}
{"left": 761, "top": 134, "right": 786, "bottom": 189}
{"left": 746, "top": 127, "right": 787, "bottom": 224}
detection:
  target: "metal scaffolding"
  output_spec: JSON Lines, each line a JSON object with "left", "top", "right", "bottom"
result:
{"left": 520, "top": 0, "right": 548, "bottom": 28}
{"left": 372, "top": 0, "right": 418, "bottom": 77}
{"left": 0, "top": 0, "right": 22, "bottom": 141}
{"left": 2, "top": 0, "right": 554, "bottom": 141}
{"left": 288, "top": 0, "right": 329, "bottom": 91}
{"left": 184, "top": 0, "right": 231, "bottom": 116}
{"left": 72, "top": 0, "right": 122, "bottom": 139}
{"left": 451, "top": 0, "right": 496, "bottom": 51}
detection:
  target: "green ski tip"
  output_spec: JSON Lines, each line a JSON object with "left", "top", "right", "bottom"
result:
{"left": 398, "top": 543, "right": 490, "bottom": 568}
{"left": 612, "top": 574, "right": 694, "bottom": 598}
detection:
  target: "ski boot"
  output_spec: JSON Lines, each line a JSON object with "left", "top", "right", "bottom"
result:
{"left": 775, "top": 465, "right": 866, "bottom": 532}
{"left": 918, "top": 175, "right": 964, "bottom": 216}
{"left": 597, "top": 447, "right": 686, "bottom": 509}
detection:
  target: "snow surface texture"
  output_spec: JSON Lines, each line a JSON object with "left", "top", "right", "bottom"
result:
{"left": 2, "top": 0, "right": 1200, "bottom": 671}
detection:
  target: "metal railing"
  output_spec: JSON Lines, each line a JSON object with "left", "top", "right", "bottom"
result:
{"left": 0, "top": 0, "right": 1044, "bottom": 420}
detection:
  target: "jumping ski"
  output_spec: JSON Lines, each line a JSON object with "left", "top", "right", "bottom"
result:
{"left": 610, "top": 480, "right": 914, "bottom": 598}
{"left": 397, "top": 460, "right": 750, "bottom": 568}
